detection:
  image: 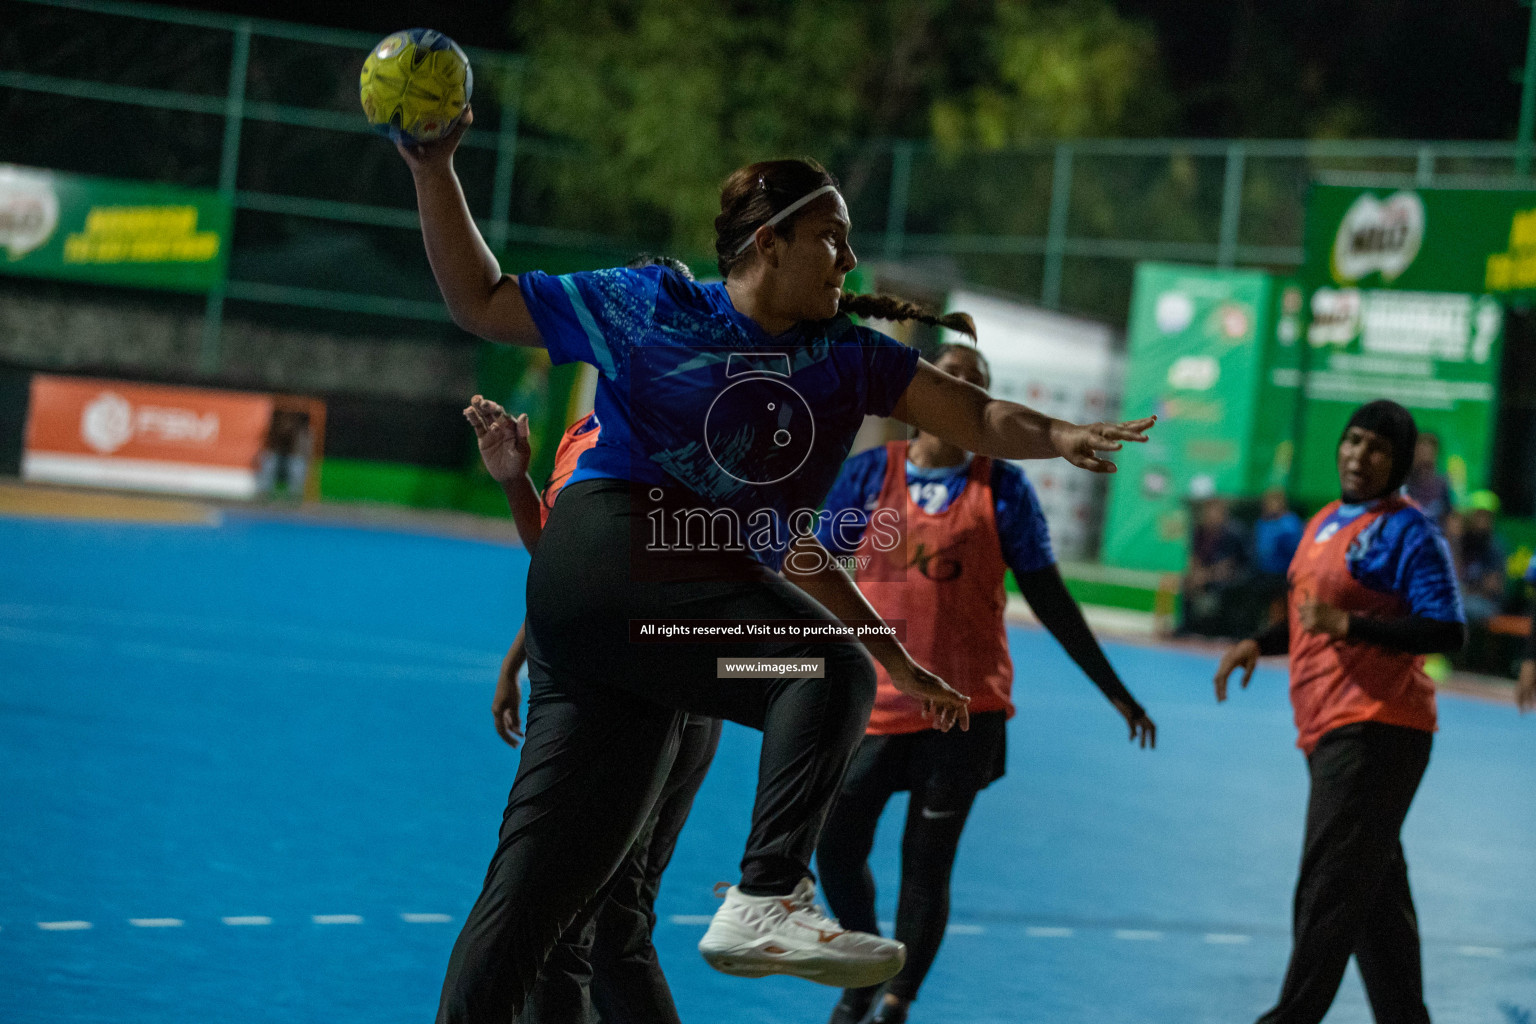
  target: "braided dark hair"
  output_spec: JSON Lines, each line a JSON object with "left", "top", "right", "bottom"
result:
{"left": 837, "top": 291, "right": 978, "bottom": 339}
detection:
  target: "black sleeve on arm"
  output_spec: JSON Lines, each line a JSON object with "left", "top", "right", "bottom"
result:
{"left": 1251, "top": 617, "right": 1290, "bottom": 657}
{"left": 1525, "top": 615, "right": 1536, "bottom": 662}
{"left": 1015, "top": 565, "right": 1144, "bottom": 716}
{"left": 1347, "top": 615, "right": 1466, "bottom": 655}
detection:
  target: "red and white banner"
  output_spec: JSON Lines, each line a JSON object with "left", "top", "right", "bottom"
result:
{"left": 23, "top": 375, "right": 275, "bottom": 499}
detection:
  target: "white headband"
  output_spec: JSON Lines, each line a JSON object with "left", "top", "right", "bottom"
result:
{"left": 733, "top": 184, "right": 841, "bottom": 256}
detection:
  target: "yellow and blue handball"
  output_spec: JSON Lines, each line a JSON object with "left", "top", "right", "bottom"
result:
{"left": 359, "top": 29, "right": 472, "bottom": 145}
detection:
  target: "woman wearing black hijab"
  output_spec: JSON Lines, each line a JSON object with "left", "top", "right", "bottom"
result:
{"left": 1214, "top": 400, "right": 1466, "bottom": 1024}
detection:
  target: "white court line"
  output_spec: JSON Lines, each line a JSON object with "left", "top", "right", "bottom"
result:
{"left": 667, "top": 915, "right": 713, "bottom": 926}
{"left": 1115, "top": 929, "right": 1163, "bottom": 941}
{"left": 313, "top": 914, "right": 363, "bottom": 925}
{"left": 946, "top": 924, "right": 986, "bottom": 935}
{"left": 37, "top": 921, "right": 92, "bottom": 931}
{"left": 1457, "top": 946, "right": 1503, "bottom": 958}
{"left": 1026, "top": 926, "right": 1074, "bottom": 938}
{"left": 401, "top": 913, "right": 453, "bottom": 924}
{"left": 1204, "top": 933, "right": 1252, "bottom": 944}
{"left": 129, "top": 918, "right": 183, "bottom": 928}
{"left": 222, "top": 916, "right": 272, "bottom": 926}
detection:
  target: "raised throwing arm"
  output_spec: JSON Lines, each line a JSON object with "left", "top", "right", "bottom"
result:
{"left": 397, "top": 110, "right": 543, "bottom": 345}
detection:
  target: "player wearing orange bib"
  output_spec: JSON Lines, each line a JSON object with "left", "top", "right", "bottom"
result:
{"left": 815, "top": 343, "right": 1156, "bottom": 1024}
{"left": 1215, "top": 400, "right": 1466, "bottom": 1024}
{"left": 469, "top": 393, "right": 726, "bottom": 1024}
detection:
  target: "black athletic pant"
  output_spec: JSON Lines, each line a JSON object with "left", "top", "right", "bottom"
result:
{"left": 524, "top": 714, "right": 723, "bottom": 1024}
{"left": 816, "top": 712, "right": 1007, "bottom": 1004}
{"left": 437, "top": 480, "right": 877, "bottom": 1023}
{"left": 1257, "top": 721, "right": 1433, "bottom": 1024}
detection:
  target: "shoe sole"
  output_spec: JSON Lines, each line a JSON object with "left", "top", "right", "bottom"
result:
{"left": 700, "top": 945, "right": 905, "bottom": 989}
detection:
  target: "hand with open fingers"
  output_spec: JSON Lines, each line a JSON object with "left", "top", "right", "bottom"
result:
{"left": 1112, "top": 699, "right": 1157, "bottom": 748}
{"left": 1518, "top": 659, "right": 1534, "bottom": 714}
{"left": 1214, "top": 639, "right": 1260, "bottom": 702}
{"left": 889, "top": 659, "right": 970, "bottom": 732}
{"left": 1049, "top": 416, "right": 1156, "bottom": 474}
{"left": 492, "top": 657, "right": 524, "bottom": 748}
{"left": 394, "top": 105, "right": 474, "bottom": 174}
{"left": 464, "top": 394, "right": 531, "bottom": 484}
{"left": 1297, "top": 597, "right": 1349, "bottom": 639}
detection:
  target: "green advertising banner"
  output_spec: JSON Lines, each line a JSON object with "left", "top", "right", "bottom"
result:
{"left": 1101, "top": 263, "right": 1279, "bottom": 572}
{"left": 1307, "top": 181, "right": 1536, "bottom": 298}
{"left": 1293, "top": 185, "right": 1515, "bottom": 506}
{"left": 0, "top": 164, "right": 231, "bottom": 293}
{"left": 1247, "top": 276, "right": 1308, "bottom": 495}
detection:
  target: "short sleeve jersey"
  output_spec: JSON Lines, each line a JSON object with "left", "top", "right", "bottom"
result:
{"left": 518, "top": 265, "right": 920, "bottom": 566}
{"left": 815, "top": 446, "right": 1055, "bottom": 578}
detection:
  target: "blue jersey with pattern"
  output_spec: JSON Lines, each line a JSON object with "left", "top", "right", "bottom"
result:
{"left": 815, "top": 445, "right": 1055, "bottom": 579}
{"left": 1310, "top": 501, "right": 1464, "bottom": 622}
{"left": 518, "top": 265, "right": 920, "bottom": 568}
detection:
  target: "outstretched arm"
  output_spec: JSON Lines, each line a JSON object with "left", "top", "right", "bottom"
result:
{"left": 891, "top": 361, "right": 1154, "bottom": 473}
{"left": 1016, "top": 566, "right": 1155, "bottom": 748}
{"left": 396, "top": 110, "right": 542, "bottom": 345}
{"left": 782, "top": 534, "right": 970, "bottom": 733}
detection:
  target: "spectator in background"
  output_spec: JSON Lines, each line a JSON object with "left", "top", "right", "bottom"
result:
{"left": 1251, "top": 488, "right": 1304, "bottom": 629}
{"left": 257, "top": 410, "right": 311, "bottom": 499}
{"left": 1402, "top": 432, "right": 1452, "bottom": 524}
{"left": 1180, "top": 496, "right": 1252, "bottom": 638}
{"left": 1455, "top": 490, "right": 1507, "bottom": 625}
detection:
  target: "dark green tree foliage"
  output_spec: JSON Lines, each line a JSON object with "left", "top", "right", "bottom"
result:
{"left": 509, "top": 0, "right": 1174, "bottom": 256}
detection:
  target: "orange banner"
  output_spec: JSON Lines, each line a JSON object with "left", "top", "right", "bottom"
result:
{"left": 23, "top": 376, "right": 275, "bottom": 499}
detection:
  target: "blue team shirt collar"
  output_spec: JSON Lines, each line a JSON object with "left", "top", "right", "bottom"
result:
{"left": 701, "top": 281, "right": 830, "bottom": 345}
{"left": 1334, "top": 494, "right": 1397, "bottom": 521}
{"left": 906, "top": 454, "right": 974, "bottom": 482}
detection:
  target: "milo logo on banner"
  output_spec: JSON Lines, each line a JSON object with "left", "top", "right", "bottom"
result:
{"left": 1331, "top": 190, "right": 1425, "bottom": 285}
{"left": 0, "top": 165, "right": 59, "bottom": 260}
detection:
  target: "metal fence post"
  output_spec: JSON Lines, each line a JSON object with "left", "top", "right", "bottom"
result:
{"left": 199, "top": 19, "right": 250, "bottom": 373}
{"left": 1041, "top": 144, "right": 1072, "bottom": 309}
{"left": 1518, "top": 0, "right": 1536, "bottom": 177}
{"left": 488, "top": 59, "right": 523, "bottom": 253}
{"left": 1415, "top": 146, "right": 1435, "bottom": 185}
{"left": 1216, "top": 142, "right": 1245, "bottom": 268}
{"left": 883, "top": 141, "right": 914, "bottom": 262}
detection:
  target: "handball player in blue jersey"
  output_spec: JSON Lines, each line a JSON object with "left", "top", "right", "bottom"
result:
{"left": 1216, "top": 401, "right": 1466, "bottom": 1024}
{"left": 396, "top": 110, "right": 1154, "bottom": 1023}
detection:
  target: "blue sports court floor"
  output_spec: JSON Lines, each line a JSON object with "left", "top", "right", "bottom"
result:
{"left": 2, "top": 508, "right": 1533, "bottom": 1024}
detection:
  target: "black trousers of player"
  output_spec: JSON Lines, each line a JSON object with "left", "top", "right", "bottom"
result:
{"left": 1257, "top": 721, "right": 1433, "bottom": 1024}
{"left": 816, "top": 713, "right": 1008, "bottom": 1004}
{"left": 436, "top": 480, "right": 877, "bottom": 1024}
{"left": 524, "top": 714, "right": 723, "bottom": 1024}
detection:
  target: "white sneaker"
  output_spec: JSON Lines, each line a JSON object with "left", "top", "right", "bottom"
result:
{"left": 698, "top": 878, "right": 906, "bottom": 988}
